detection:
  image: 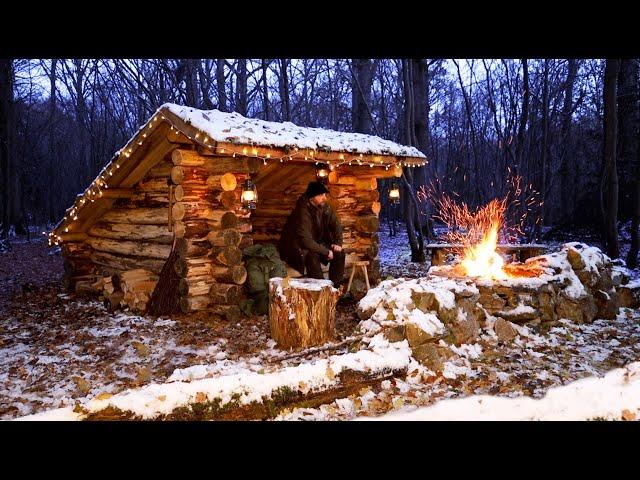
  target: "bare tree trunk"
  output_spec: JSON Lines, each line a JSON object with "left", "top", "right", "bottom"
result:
{"left": 351, "top": 59, "right": 374, "bottom": 134}
{"left": 617, "top": 59, "right": 639, "bottom": 221}
{"left": 515, "top": 59, "right": 529, "bottom": 171}
{"left": 261, "top": 59, "right": 270, "bottom": 120}
{"left": 411, "top": 58, "right": 434, "bottom": 240}
{"left": 625, "top": 59, "right": 640, "bottom": 267}
{"left": 453, "top": 59, "right": 481, "bottom": 204}
{"left": 539, "top": 59, "right": 550, "bottom": 236}
{"left": 216, "top": 59, "right": 227, "bottom": 112}
{"left": 47, "top": 59, "right": 58, "bottom": 224}
{"left": 235, "top": 59, "right": 247, "bottom": 115}
{"left": 183, "top": 59, "right": 200, "bottom": 107}
{"left": 401, "top": 59, "right": 425, "bottom": 262}
{"left": 278, "top": 59, "right": 291, "bottom": 121}
{"left": 0, "top": 59, "right": 11, "bottom": 238}
{"left": 602, "top": 59, "right": 620, "bottom": 258}
{"left": 197, "top": 60, "right": 214, "bottom": 110}
{"left": 560, "top": 59, "right": 578, "bottom": 224}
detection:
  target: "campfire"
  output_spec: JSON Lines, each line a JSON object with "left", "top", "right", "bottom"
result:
{"left": 422, "top": 173, "right": 545, "bottom": 280}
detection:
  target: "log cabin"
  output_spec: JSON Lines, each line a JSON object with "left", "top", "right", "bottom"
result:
{"left": 51, "top": 104, "right": 426, "bottom": 318}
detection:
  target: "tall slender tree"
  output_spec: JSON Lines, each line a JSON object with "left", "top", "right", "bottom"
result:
{"left": 0, "top": 59, "right": 11, "bottom": 238}
{"left": 216, "top": 59, "right": 227, "bottom": 112}
{"left": 602, "top": 58, "right": 620, "bottom": 258}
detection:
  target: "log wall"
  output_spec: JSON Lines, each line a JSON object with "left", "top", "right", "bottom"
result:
{"left": 61, "top": 137, "right": 387, "bottom": 313}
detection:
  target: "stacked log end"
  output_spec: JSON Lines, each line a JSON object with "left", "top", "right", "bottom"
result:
{"left": 329, "top": 169, "right": 382, "bottom": 288}
{"left": 170, "top": 149, "right": 249, "bottom": 318}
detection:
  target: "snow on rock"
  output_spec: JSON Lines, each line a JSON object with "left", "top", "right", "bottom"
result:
{"left": 365, "top": 361, "right": 640, "bottom": 421}
{"left": 162, "top": 103, "right": 425, "bottom": 159}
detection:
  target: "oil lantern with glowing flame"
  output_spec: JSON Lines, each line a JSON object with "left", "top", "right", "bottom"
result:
{"left": 316, "top": 162, "right": 329, "bottom": 184}
{"left": 389, "top": 181, "right": 400, "bottom": 204}
{"left": 241, "top": 179, "right": 258, "bottom": 210}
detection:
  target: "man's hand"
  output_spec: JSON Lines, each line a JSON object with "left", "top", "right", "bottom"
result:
{"left": 327, "top": 250, "right": 334, "bottom": 260}
{"left": 331, "top": 244, "right": 342, "bottom": 253}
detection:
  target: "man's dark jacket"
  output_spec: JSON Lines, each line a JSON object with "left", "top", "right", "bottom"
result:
{"left": 277, "top": 194, "right": 343, "bottom": 273}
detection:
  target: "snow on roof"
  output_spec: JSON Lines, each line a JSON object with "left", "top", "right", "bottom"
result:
{"left": 161, "top": 103, "right": 426, "bottom": 159}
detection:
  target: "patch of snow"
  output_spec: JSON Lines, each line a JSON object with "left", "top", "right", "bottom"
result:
{"left": 367, "top": 362, "right": 640, "bottom": 421}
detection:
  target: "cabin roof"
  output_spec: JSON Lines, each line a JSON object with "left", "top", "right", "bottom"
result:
{"left": 50, "top": 104, "right": 426, "bottom": 242}
{"left": 159, "top": 103, "right": 426, "bottom": 159}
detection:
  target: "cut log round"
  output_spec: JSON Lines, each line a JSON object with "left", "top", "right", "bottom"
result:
{"left": 174, "top": 257, "right": 213, "bottom": 277}
{"left": 212, "top": 246, "right": 243, "bottom": 266}
{"left": 211, "top": 265, "right": 247, "bottom": 284}
{"left": 371, "top": 201, "right": 381, "bottom": 215}
{"left": 209, "top": 283, "right": 242, "bottom": 304}
{"left": 207, "top": 228, "right": 242, "bottom": 247}
{"left": 180, "top": 295, "right": 211, "bottom": 313}
{"left": 328, "top": 171, "right": 339, "bottom": 184}
{"left": 219, "top": 190, "right": 237, "bottom": 209}
{"left": 268, "top": 277, "right": 340, "bottom": 349}
{"left": 178, "top": 277, "right": 212, "bottom": 296}
{"left": 221, "top": 173, "right": 237, "bottom": 191}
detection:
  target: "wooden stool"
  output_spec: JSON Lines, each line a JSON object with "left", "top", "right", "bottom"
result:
{"left": 346, "top": 260, "right": 370, "bottom": 294}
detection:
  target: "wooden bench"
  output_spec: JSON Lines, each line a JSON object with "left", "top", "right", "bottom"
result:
{"left": 427, "top": 243, "right": 548, "bottom": 267}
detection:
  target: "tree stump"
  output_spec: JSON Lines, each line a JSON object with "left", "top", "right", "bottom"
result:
{"left": 268, "top": 277, "right": 340, "bottom": 350}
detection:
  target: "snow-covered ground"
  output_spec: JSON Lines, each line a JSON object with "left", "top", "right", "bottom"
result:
{"left": 2, "top": 227, "right": 640, "bottom": 421}
{"left": 366, "top": 361, "right": 640, "bottom": 421}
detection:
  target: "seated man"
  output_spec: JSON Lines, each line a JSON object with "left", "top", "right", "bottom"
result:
{"left": 277, "top": 181, "right": 345, "bottom": 288}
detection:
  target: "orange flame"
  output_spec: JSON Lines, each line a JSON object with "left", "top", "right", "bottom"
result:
{"left": 418, "top": 172, "right": 544, "bottom": 280}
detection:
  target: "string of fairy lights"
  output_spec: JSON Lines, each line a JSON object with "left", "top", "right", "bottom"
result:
{"left": 48, "top": 110, "right": 427, "bottom": 247}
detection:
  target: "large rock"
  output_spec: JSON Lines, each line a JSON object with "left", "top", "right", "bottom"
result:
{"left": 566, "top": 247, "right": 586, "bottom": 270}
{"left": 494, "top": 305, "right": 540, "bottom": 324}
{"left": 448, "top": 311, "right": 480, "bottom": 345}
{"left": 555, "top": 292, "right": 597, "bottom": 324}
{"left": 382, "top": 324, "right": 406, "bottom": 343}
{"left": 411, "top": 291, "right": 439, "bottom": 312}
{"left": 594, "top": 289, "right": 619, "bottom": 319}
{"left": 405, "top": 322, "right": 436, "bottom": 347}
{"left": 494, "top": 318, "right": 518, "bottom": 343}
{"left": 618, "top": 285, "right": 640, "bottom": 308}
{"left": 411, "top": 343, "right": 455, "bottom": 371}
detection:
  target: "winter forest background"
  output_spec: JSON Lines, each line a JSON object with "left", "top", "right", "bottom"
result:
{"left": 0, "top": 59, "right": 637, "bottom": 266}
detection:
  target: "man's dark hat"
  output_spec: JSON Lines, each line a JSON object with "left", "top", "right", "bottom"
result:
{"left": 305, "top": 181, "right": 329, "bottom": 197}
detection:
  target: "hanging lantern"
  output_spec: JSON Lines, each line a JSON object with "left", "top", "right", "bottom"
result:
{"left": 316, "top": 163, "right": 329, "bottom": 184}
{"left": 241, "top": 179, "right": 258, "bottom": 210}
{"left": 389, "top": 181, "right": 400, "bottom": 204}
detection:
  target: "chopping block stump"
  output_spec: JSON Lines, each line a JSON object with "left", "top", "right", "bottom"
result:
{"left": 268, "top": 277, "right": 340, "bottom": 350}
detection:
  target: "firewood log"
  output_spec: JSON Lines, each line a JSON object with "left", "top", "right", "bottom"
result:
{"left": 212, "top": 246, "right": 243, "bottom": 266}
{"left": 209, "top": 283, "right": 242, "bottom": 304}
{"left": 207, "top": 228, "right": 242, "bottom": 247}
